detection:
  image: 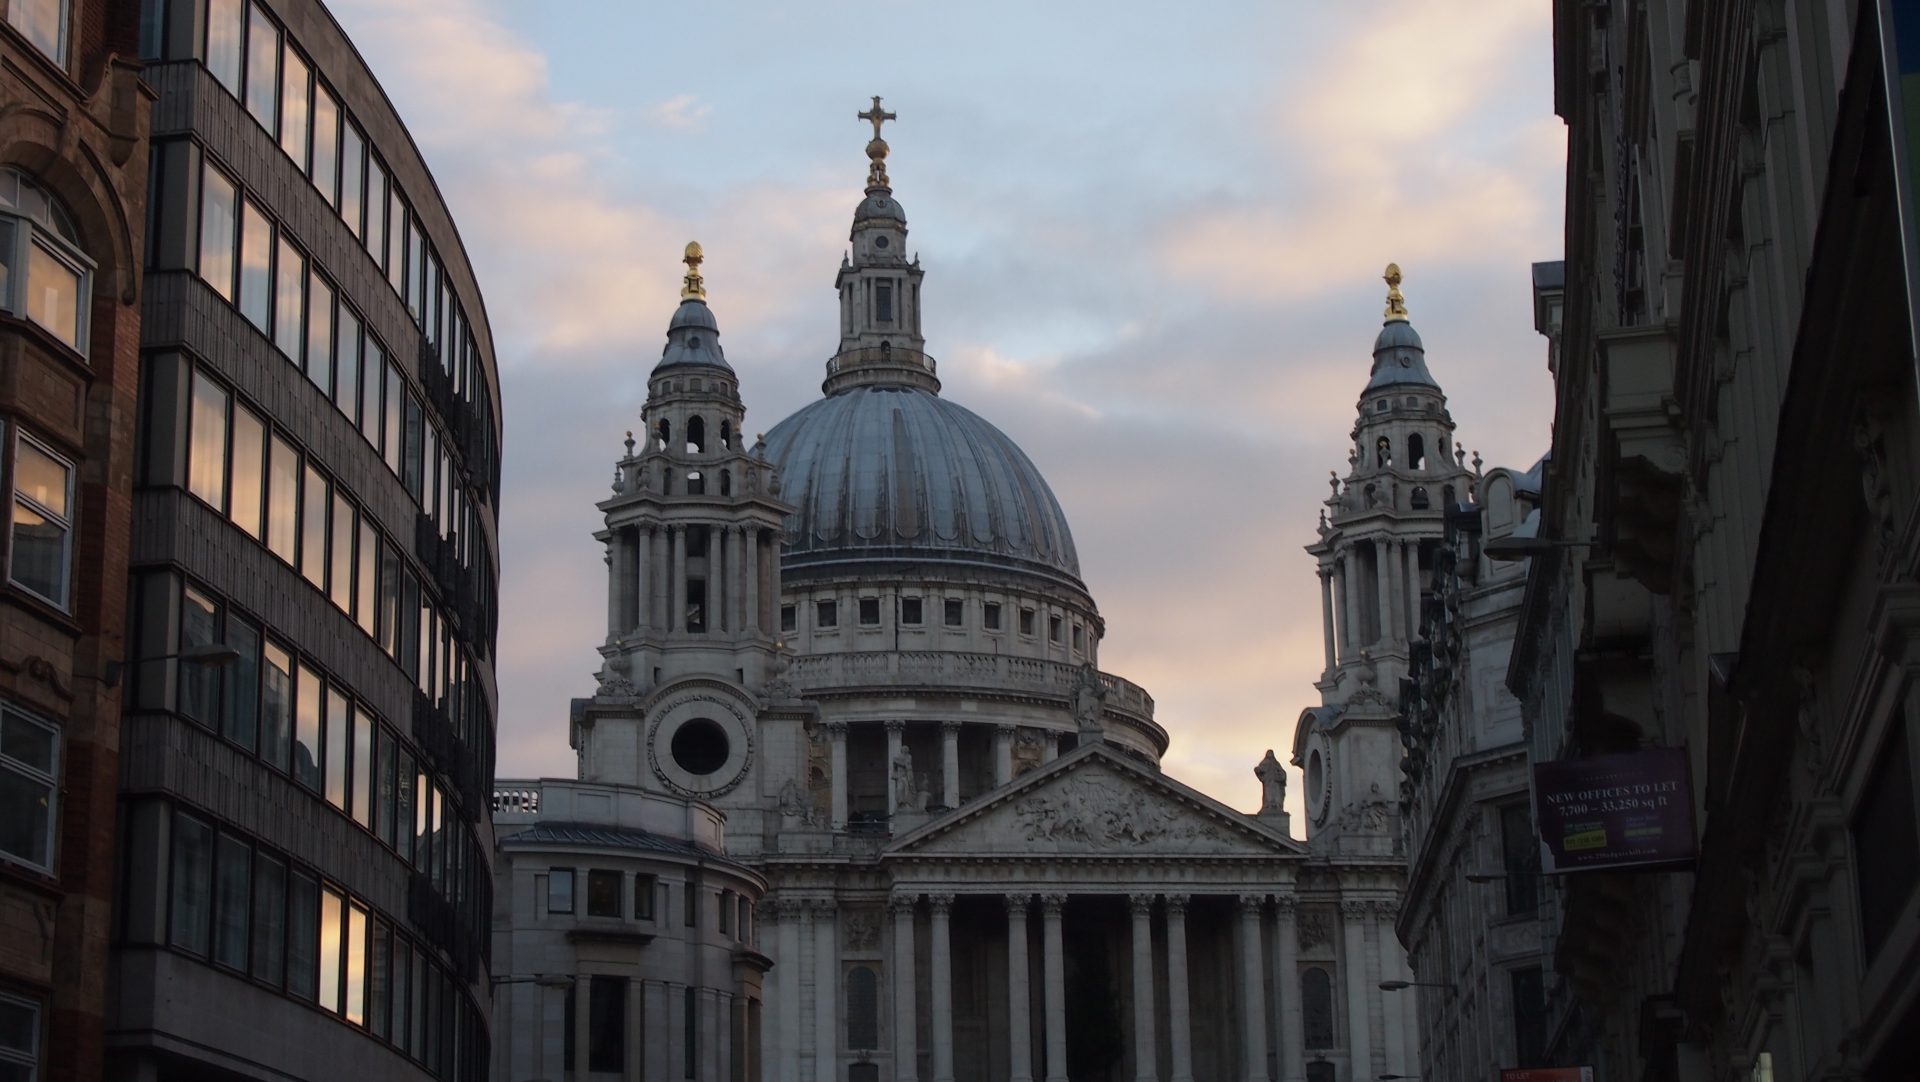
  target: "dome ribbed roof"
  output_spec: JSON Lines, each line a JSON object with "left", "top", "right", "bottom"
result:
{"left": 1365, "top": 319, "right": 1438, "bottom": 391}
{"left": 761, "top": 385, "right": 1083, "bottom": 584}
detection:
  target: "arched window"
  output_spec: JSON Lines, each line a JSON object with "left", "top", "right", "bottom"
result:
{"left": 1363, "top": 484, "right": 1379, "bottom": 509}
{"left": 1407, "top": 433, "right": 1426, "bottom": 470}
{"left": 719, "top": 469, "right": 732, "bottom": 496}
{"left": 1375, "top": 436, "right": 1391, "bottom": 468}
{"left": 1302, "top": 967, "right": 1335, "bottom": 1048}
{"left": 1410, "top": 486, "right": 1430, "bottom": 510}
{"left": 846, "top": 966, "right": 879, "bottom": 1049}
{"left": 720, "top": 420, "right": 733, "bottom": 450}
{"left": 1443, "top": 484, "right": 1457, "bottom": 508}
{"left": 655, "top": 418, "right": 671, "bottom": 453}
{"left": 0, "top": 167, "right": 91, "bottom": 352}
{"left": 660, "top": 463, "right": 672, "bottom": 494}
{"left": 686, "top": 415, "right": 706, "bottom": 454}
{"left": 686, "top": 470, "right": 705, "bottom": 496}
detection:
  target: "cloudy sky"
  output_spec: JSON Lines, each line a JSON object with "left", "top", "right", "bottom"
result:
{"left": 330, "top": 0, "right": 1564, "bottom": 824}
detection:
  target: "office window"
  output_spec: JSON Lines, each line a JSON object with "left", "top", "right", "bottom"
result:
{"left": 242, "top": 2, "right": 278, "bottom": 131}
{"left": 816, "top": 599, "right": 837, "bottom": 628}
{"left": 1500, "top": 802, "right": 1540, "bottom": 915}
{"left": 251, "top": 851, "right": 286, "bottom": 986}
{"left": 8, "top": 433, "right": 74, "bottom": 607}
{"left": 317, "top": 887, "right": 343, "bottom": 1012}
{"left": 944, "top": 598, "right": 964, "bottom": 627}
{"left": 329, "top": 491, "right": 353, "bottom": 613}
{"left": 204, "top": 0, "right": 242, "bottom": 94}
{"left": 345, "top": 903, "right": 368, "bottom": 1024}
{"left": 0, "top": 702, "right": 59, "bottom": 871}
{"left": 383, "top": 364, "right": 404, "bottom": 475}
{"left": 356, "top": 521, "right": 377, "bottom": 637}
{"left": 305, "top": 272, "right": 333, "bottom": 394}
{"left": 386, "top": 194, "right": 406, "bottom": 292}
{"left": 168, "top": 810, "right": 213, "bottom": 954}
{"left": 259, "top": 641, "right": 292, "bottom": 771}
{"left": 300, "top": 463, "right": 326, "bottom": 589}
{"left": 587, "top": 870, "right": 621, "bottom": 917}
{"left": 272, "top": 235, "right": 304, "bottom": 361}
{"left": 287, "top": 870, "right": 317, "bottom": 999}
{"left": 311, "top": 84, "right": 339, "bottom": 207}
{"left": 187, "top": 370, "right": 228, "bottom": 510}
{"left": 293, "top": 661, "right": 321, "bottom": 789}
{"left": 0, "top": 994, "right": 38, "bottom": 1082}
{"left": 228, "top": 402, "right": 265, "bottom": 539}
{"left": 196, "top": 165, "right": 237, "bottom": 300}
{"left": 335, "top": 305, "right": 360, "bottom": 424}
{"left": 278, "top": 48, "right": 309, "bottom": 169}
{"left": 8, "top": 0, "right": 67, "bottom": 64}
{"left": 633, "top": 874, "right": 656, "bottom": 920}
{"left": 341, "top": 122, "right": 365, "bottom": 239}
{"left": 323, "top": 686, "right": 348, "bottom": 810}
{"left": 221, "top": 613, "right": 260, "bottom": 751}
{"left": 212, "top": 831, "right": 250, "bottom": 969}
{"left": 178, "top": 584, "right": 220, "bottom": 725}
{"left": 0, "top": 167, "right": 91, "bottom": 352}
{"left": 369, "top": 919, "right": 391, "bottom": 1038}
{"left": 360, "top": 340, "right": 384, "bottom": 447}
{"left": 237, "top": 199, "right": 272, "bottom": 331}
{"left": 900, "top": 597, "right": 922, "bottom": 625}
{"left": 547, "top": 868, "right": 574, "bottom": 914}
{"left": 589, "top": 975, "right": 625, "bottom": 1072}
{"left": 266, "top": 433, "right": 297, "bottom": 563}
{"left": 350, "top": 706, "right": 372, "bottom": 827}
{"left": 376, "top": 729, "right": 397, "bottom": 847}
{"left": 858, "top": 598, "right": 880, "bottom": 626}
{"left": 365, "top": 158, "right": 388, "bottom": 266}
{"left": 395, "top": 753, "right": 415, "bottom": 864}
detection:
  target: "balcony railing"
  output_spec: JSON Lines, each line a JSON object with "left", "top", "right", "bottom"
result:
{"left": 786, "top": 650, "right": 1155, "bottom": 722}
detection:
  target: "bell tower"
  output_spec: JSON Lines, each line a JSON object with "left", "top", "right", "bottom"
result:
{"left": 579, "top": 244, "right": 793, "bottom": 790}
{"left": 1295, "top": 264, "right": 1475, "bottom": 854}
{"left": 825, "top": 96, "right": 938, "bottom": 395}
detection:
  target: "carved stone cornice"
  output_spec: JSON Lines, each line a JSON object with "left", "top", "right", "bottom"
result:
{"left": 1129, "top": 894, "right": 1157, "bottom": 916}
{"left": 1040, "top": 893, "right": 1068, "bottom": 915}
{"left": 888, "top": 893, "right": 918, "bottom": 916}
{"left": 1163, "top": 894, "right": 1189, "bottom": 916}
{"left": 1238, "top": 894, "right": 1266, "bottom": 914}
{"left": 926, "top": 893, "right": 955, "bottom": 914}
{"left": 1005, "top": 893, "right": 1033, "bottom": 914}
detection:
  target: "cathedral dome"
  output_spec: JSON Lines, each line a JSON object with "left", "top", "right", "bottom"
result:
{"left": 854, "top": 191, "right": 906, "bottom": 223}
{"left": 761, "top": 385, "right": 1084, "bottom": 585}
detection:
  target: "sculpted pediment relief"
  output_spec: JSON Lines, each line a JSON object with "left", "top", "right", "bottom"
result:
{"left": 888, "top": 748, "right": 1301, "bottom": 858}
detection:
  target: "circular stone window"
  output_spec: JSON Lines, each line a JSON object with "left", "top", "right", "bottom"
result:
{"left": 671, "top": 717, "right": 730, "bottom": 776}
{"left": 1306, "top": 749, "right": 1324, "bottom": 805}
{"left": 874, "top": 235, "right": 890, "bottom": 249}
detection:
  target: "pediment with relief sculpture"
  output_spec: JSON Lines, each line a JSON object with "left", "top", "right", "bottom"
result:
{"left": 885, "top": 744, "right": 1304, "bottom": 859}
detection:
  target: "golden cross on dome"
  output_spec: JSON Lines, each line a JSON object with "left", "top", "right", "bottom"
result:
{"left": 1383, "top": 262, "right": 1409, "bottom": 322}
{"left": 858, "top": 96, "right": 896, "bottom": 141}
{"left": 681, "top": 241, "right": 706, "bottom": 299}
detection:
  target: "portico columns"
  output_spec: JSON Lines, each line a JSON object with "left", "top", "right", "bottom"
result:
{"left": 1006, "top": 895, "right": 1035, "bottom": 1082}
{"left": 891, "top": 894, "right": 919, "bottom": 1082}
{"left": 743, "top": 527, "right": 760, "bottom": 632}
{"left": 1341, "top": 901, "right": 1374, "bottom": 1081}
{"left": 1374, "top": 540, "right": 1393, "bottom": 647}
{"left": 1340, "top": 549, "right": 1360, "bottom": 654}
{"left": 1237, "top": 895, "right": 1270, "bottom": 1082}
{"left": 636, "top": 527, "right": 653, "bottom": 633}
{"left": 940, "top": 722, "right": 961, "bottom": 809}
{"left": 1041, "top": 894, "right": 1069, "bottom": 1082}
{"left": 886, "top": 721, "right": 905, "bottom": 817}
{"left": 813, "top": 900, "right": 839, "bottom": 1082}
{"left": 994, "top": 725, "right": 1015, "bottom": 786}
{"left": 604, "top": 537, "right": 620, "bottom": 638}
{"left": 929, "top": 894, "right": 956, "bottom": 1082}
{"left": 1165, "top": 896, "right": 1193, "bottom": 1082}
{"left": 1377, "top": 901, "right": 1408, "bottom": 1080}
{"left": 779, "top": 899, "right": 807, "bottom": 1082}
{"left": 1129, "top": 895, "right": 1158, "bottom": 1082}
{"left": 828, "top": 723, "right": 849, "bottom": 829}
{"left": 1317, "top": 568, "right": 1336, "bottom": 675}
{"left": 707, "top": 525, "right": 724, "bottom": 631}
{"left": 1274, "top": 898, "right": 1305, "bottom": 1082}
{"left": 670, "top": 525, "right": 688, "bottom": 632}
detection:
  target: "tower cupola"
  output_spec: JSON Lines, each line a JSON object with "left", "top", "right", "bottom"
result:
{"left": 826, "top": 96, "right": 938, "bottom": 395}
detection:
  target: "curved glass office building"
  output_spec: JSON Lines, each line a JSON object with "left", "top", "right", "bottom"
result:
{"left": 111, "top": 1, "right": 500, "bottom": 1078}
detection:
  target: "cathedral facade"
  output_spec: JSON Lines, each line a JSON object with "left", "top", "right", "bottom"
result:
{"left": 491, "top": 107, "right": 1418, "bottom": 1082}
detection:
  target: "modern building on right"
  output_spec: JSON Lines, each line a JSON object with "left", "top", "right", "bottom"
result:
{"left": 1509, "top": 2, "right": 1920, "bottom": 1080}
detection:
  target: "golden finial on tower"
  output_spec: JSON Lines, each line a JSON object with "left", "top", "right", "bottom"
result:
{"left": 1383, "top": 262, "right": 1409, "bottom": 322}
{"left": 681, "top": 241, "right": 706, "bottom": 299}
{"left": 857, "top": 95, "right": 897, "bottom": 189}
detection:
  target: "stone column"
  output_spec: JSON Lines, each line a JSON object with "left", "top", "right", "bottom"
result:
{"left": 721, "top": 525, "right": 738, "bottom": 633}
{"left": 605, "top": 537, "right": 621, "bottom": 639}
{"left": 929, "top": 894, "right": 956, "bottom": 1082}
{"left": 940, "top": 722, "right": 961, "bottom": 809}
{"left": 1383, "top": 538, "right": 1403, "bottom": 642}
{"left": 573, "top": 971, "right": 592, "bottom": 1082}
{"left": 1317, "top": 567, "right": 1336, "bottom": 675}
{"left": 625, "top": 975, "right": 643, "bottom": 1082}
{"left": 1130, "top": 895, "right": 1158, "bottom": 1082}
{"left": 780, "top": 900, "right": 808, "bottom": 1082}
{"left": 1373, "top": 540, "right": 1393, "bottom": 647}
{"left": 671, "top": 526, "right": 688, "bottom": 632}
{"left": 994, "top": 725, "right": 1015, "bottom": 786}
{"left": 707, "top": 525, "right": 724, "bottom": 632}
{"left": 828, "top": 723, "right": 849, "bottom": 830}
{"left": 891, "top": 894, "right": 919, "bottom": 1082}
{"left": 636, "top": 527, "right": 653, "bottom": 633}
{"left": 1006, "top": 894, "right": 1035, "bottom": 1082}
{"left": 1339, "top": 549, "right": 1360, "bottom": 654}
{"left": 814, "top": 900, "right": 839, "bottom": 1082}
{"left": 886, "top": 721, "right": 905, "bottom": 817}
{"left": 1401, "top": 539, "right": 1420, "bottom": 639}
{"left": 1341, "top": 901, "right": 1374, "bottom": 1081}
{"left": 1041, "top": 894, "right": 1069, "bottom": 1082}
{"left": 1165, "top": 896, "right": 1193, "bottom": 1082}
{"left": 1274, "top": 898, "right": 1304, "bottom": 1082}
{"left": 744, "top": 528, "right": 760, "bottom": 633}
{"left": 1237, "top": 896, "right": 1269, "bottom": 1082}
{"left": 1377, "top": 901, "right": 1408, "bottom": 1080}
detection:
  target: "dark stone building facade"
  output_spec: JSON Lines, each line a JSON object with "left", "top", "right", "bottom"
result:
{"left": 0, "top": 3, "right": 151, "bottom": 1080}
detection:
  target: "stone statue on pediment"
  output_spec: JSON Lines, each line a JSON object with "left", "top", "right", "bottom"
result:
{"left": 1256, "top": 750, "right": 1287, "bottom": 813}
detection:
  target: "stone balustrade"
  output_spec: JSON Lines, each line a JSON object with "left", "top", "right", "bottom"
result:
{"left": 788, "top": 650, "right": 1156, "bottom": 721}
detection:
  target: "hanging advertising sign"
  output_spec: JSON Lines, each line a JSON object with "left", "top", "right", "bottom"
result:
{"left": 1501, "top": 1070, "right": 1596, "bottom": 1082}
{"left": 1531, "top": 748, "right": 1696, "bottom": 873}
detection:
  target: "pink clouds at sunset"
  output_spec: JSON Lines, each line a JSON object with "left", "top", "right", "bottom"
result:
{"left": 328, "top": 0, "right": 1564, "bottom": 825}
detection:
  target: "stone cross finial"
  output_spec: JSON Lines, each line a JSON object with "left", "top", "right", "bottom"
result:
{"left": 858, "top": 96, "right": 898, "bottom": 188}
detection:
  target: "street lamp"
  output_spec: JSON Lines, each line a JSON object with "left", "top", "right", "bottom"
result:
{"left": 1380, "top": 979, "right": 1455, "bottom": 991}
